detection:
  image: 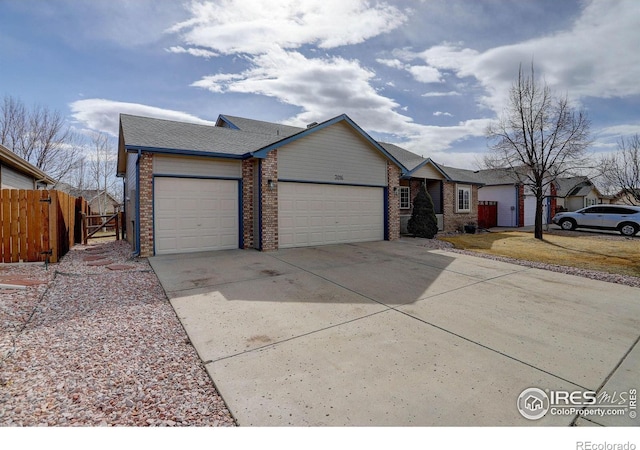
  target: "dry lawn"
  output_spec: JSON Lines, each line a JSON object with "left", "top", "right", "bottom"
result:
{"left": 440, "top": 231, "right": 640, "bottom": 277}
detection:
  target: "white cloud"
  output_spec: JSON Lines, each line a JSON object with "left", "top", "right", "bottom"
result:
{"left": 433, "top": 111, "right": 453, "bottom": 117}
{"left": 69, "top": 99, "right": 215, "bottom": 136}
{"left": 376, "top": 58, "right": 405, "bottom": 70}
{"left": 407, "top": 65, "right": 443, "bottom": 83}
{"left": 165, "top": 45, "right": 218, "bottom": 58}
{"left": 598, "top": 123, "right": 640, "bottom": 138}
{"left": 421, "top": 91, "right": 462, "bottom": 97}
{"left": 408, "top": 0, "right": 640, "bottom": 113}
{"left": 169, "top": 0, "right": 406, "bottom": 54}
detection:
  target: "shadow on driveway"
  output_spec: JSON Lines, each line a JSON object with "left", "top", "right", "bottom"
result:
{"left": 149, "top": 240, "right": 640, "bottom": 426}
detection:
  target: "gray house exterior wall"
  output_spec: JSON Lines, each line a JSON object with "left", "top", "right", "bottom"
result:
{"left": 278, "top": 122, "right": 387, "bottom": 186}
{"left": 1, "top": 165, "right": 35, "bottom": 189}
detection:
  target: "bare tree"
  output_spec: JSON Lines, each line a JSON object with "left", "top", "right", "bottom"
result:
{"left": 0, "top": 95, "right": 82, "bottom": 181}
{"left": 485, "top": 63, "right": 591, "bottom": 239}
{"left": 601, "top": 134, "right": 640, "bottom": 205}
{"left": 89, "top": 131, "right": 118, "bottom": 215}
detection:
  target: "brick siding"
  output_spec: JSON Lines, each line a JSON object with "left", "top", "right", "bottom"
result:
{"left": 259, "top": 151, "right": 278, "bottom": 251}
{"left": 442, "top": 182, "right": 479, "bottom": 233}
{"left": 242, "top": 159, "right": 254, "bottom": 249}
{"left": 518, "top": 184, "right": 525, "bottom": 227}
{"left": 387, "top": 163, "right": 401, "bottom": 240}
{"left": 138, "top": 152, "right": 154, "bottom": 257}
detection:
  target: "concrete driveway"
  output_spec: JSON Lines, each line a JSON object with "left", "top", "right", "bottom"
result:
{"left": 149, "top": 240, "right": 640, "bottom": 426}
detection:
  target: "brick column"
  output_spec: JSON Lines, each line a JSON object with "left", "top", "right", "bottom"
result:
{"left": 242, "top": 159, "right": 254, "bottom": 249}
{"left": 387, "top": 163, "right": 400, "bottom": 240}
{"left": 518, "top": 184, "right": 525, "bottom": 227}
{"left": 260, "top": 151, "right": 278, "bottom": 251}
{"left": 550, "top": 182, "right": 557, "bottom": 216}
{"left": 138, "top": 152, "right": 154, "bottom": 257}
{"left": 442, "top": 181, "right": 455, "bottom": 232}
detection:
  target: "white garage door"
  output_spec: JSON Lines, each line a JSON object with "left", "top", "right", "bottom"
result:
{"left": 523, "top": 195, "right": 536, "bottom": 226}
{"left": 279, "top": 182, "right": 384, "bottom": 248}
{"left": 154, "top": 178, "right": 239, "bottom": 255}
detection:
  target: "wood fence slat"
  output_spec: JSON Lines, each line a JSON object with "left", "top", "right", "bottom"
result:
{"left": 2, "top": 190, "right": 11, "bottom": 263}
{"left": 41, "top": 190, "right": 50, "bottom": 263}
{"left": 18, "top": 190, "right": 27, "bottom": 261}
{"left": 34, "top": 191, "right": 43, "bottom": 262}
{"left": 26, "top": 190, "right": 37, "bottom": 261}
{"left": 48, "top": 190, "right": 58, "bottom": 263}
{"left": 10, "top": 190, "right": 19, "bottom": 262}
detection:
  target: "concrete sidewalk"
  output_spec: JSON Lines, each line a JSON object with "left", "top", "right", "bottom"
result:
{"left": 150, "top": 240, "right": 640, "bottom": 426}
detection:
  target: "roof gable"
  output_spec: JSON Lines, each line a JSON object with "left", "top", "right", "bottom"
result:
{"left": 250, "top": 114, "right": 407, "bottom": 173}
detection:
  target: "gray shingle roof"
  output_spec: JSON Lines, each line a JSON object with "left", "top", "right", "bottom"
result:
{"left": 120, "top": 114, "right": 283, "bottom": 156}
{"left": 473, "top": 168, "right": 526, "bottom": 185}
{"left": 219, "top": 115, "right": 304, "bottom": 138}
{"left": 555, "top": 176, "right": 590, "bottom": 197}
{"left": 437, "top": 164, "right": 485, "bottom": 185}
{"left": 378, "top": 142, "right": 426, "bottom": 172}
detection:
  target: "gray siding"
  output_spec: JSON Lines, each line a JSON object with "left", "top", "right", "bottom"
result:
{"left": 1, "top": 165, "right": 35, "bottom": 189}
{"left": 412, "top": 163, "right": 444, "bottom": 180}
{"left": 125, "top": 152, "right": 138, "bottom": 247}
{"left": 153, "top": 155, "right": 241, "bottom": 178}
{"left": 278, "top": 122, "right": 387, "bottom": 186}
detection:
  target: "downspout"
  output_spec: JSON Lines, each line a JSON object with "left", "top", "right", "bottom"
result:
{"left": 133, "top": 149, "right": 141, "bottom": 257}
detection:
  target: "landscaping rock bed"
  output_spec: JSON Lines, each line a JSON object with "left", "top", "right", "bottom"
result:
{"left": 0, "top": 240, "right": 235, "bottom": 426}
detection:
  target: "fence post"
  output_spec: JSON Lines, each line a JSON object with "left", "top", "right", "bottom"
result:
{"left": 1, "top": 190, "right": 10, "bottom": 263}
{"left": 48, "top": 190, "right": 58, "bottom": 263}
{"left": 10, "top": 190, "right": 19, "bottom": 262}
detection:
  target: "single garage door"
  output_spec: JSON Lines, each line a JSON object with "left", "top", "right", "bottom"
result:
{"left": 279, "top": 182, "right": 384, "bottom": 248}
{"left": 154, "top": 178, "right": 238, "bottom": 255}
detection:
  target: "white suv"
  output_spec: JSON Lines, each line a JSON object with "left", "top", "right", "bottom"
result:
{"left": 552, "top": 205, "right": 640, "bottom": 236}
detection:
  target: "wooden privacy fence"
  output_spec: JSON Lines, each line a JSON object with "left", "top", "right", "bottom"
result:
{"left": 0, "top": 189, "right": 88, "bottom": 263}
{"left": 478, "top": 201, "right": 498, "bottom": 229}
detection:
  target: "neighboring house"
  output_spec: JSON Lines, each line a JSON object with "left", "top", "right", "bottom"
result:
{"left": 117, "top": 113, "right": 407, "bottom": 257}
{"left": 475, "top": 168, "right": 553, "bottom": 227}
{"left": 0, "top": 143, "right": 56, "bottom": 189}
{"left": 612, "top": 188, "right": 640, "bottom": 206}
{"left": 380, "top": 143, "right": 483, "bottom": 233}
{"left": 57, "top": 183, "right": 120, "bottom": 213}
{"left": 554, "top": 176, "right": 611, "bottom": 212}
{"left": 71, "top": 189, "right": 120, "bottom": 214}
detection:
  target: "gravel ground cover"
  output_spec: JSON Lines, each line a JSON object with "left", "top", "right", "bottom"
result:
{"left": 0, "top": 240, "right": 235, "bottom": 427}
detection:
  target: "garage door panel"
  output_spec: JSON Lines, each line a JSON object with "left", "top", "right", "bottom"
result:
{"left": 155, "top": 178, "right": 239, "bottom": 254}
{"left": 279, "top": 182, "right": 384, "bottom": 248}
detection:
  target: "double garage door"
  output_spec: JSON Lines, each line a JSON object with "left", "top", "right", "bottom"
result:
{"left": 154, "top": 178, "right": 384, "bottom": 254}
{"left": 278, "top": 182, "right": 384, "bottom": 249}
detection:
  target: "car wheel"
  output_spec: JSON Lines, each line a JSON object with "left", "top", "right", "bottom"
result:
{"left": 619, "top": 222, "right": 639, "bottom": 236}
{"left": 559, "top": 218, "right": 576, "bottom": 231}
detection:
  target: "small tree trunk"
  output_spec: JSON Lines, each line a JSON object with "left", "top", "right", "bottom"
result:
{"left": 534, "top": 196, "right": 544, "bottom": 240}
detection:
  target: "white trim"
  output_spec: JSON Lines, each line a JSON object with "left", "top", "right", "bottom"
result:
{"left": 456, "top": 184, "right": 471, "bottom": 213}
{"left": 399, "top": 186, "right": 410, "bottom": 209}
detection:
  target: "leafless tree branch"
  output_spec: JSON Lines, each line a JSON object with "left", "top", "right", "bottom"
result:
{"left": 484, "top": 63, "right": 592, "bottom": 239}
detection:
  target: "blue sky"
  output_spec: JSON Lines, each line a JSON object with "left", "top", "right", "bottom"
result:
{"left": 1, "top": 0, "right": 639, "bottom": 169}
